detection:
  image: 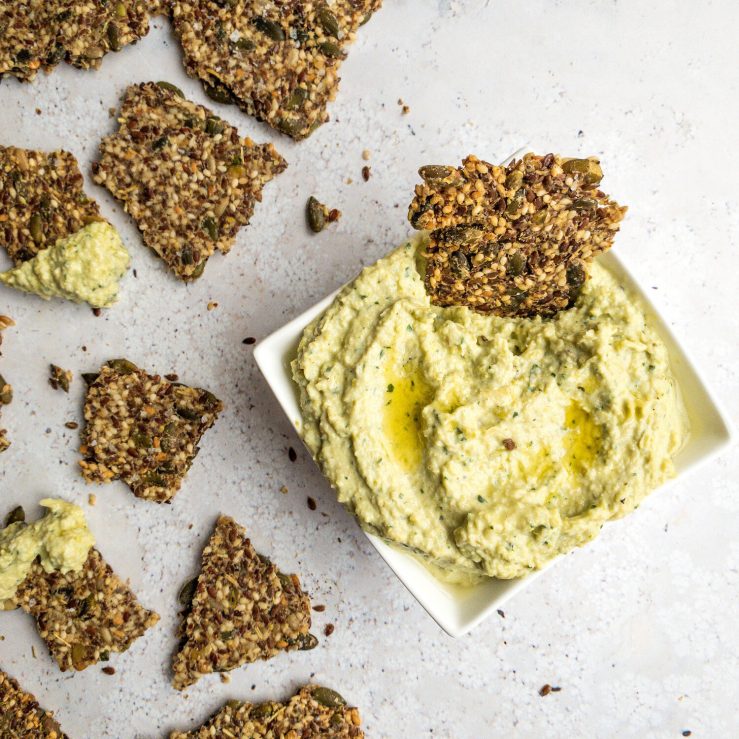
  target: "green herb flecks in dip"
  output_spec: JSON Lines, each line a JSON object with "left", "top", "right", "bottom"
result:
{"left": 0, "top": 221, "right": 129, "bottom": 308}
{"left": 0, "top": 499, "right": 95, "bottom": 601}
{"left": 292, "top": 236, "right": 689, "bottom": 582}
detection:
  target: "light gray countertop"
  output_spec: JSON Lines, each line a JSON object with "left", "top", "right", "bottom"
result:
{"left": 0, "top": 1, "right": 737, "bottom": 737}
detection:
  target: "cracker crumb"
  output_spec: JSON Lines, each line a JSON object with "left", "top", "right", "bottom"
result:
{"left": 362, "top": 149, "right": 371, "bottom": 161}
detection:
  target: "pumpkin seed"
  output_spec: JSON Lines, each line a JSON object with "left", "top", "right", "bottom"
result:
{"left": 106, "top": 22, "right": 122, "bottom": 52}
{"left": 274, "top": 116, "right": 305, "bottom": 137}
{"left": 29, "top": 212, "right": 43, "bottom": 243}
{"left": 115, "top": 2, "right": 127, "bottom": 18}
{"left": 251, "top": 703, "right": 274, "bottom": 719}
{"left": 419, "top": 165, "right": 455, "bottom": 182}
{"left": 178, "top": 577, "right": 198, "bottom": 607}
{"left": 107, "top": 358, "right": 138, "bottom": 374}
{"left": 226, "top": 699, "right": 241, "bottom": 710}
{"left": 205, "top": 117, "right": 226, "bottom": 135}
{"left": 71, "top": 643, "right": 92, "bottom": 670}
{"left": 234, "top": 37, "right": 255, "bottom": 52}
{"left": 449, "top": 250, "right": 470, "bottom": 277}
{"left": 82, "top": 372, "right": 100, "bottom": 385}
{"left": 572, "top": 197, "right": 598, "bottom": 212}
{"left": 506, "top": 188, "right": 525, "bottom": 215}
{"left": 312, "top": 687, "right": 346, "bottom": 708}
{"left": 176, "top": 405, "right": 202, "bottom": 421}
{"left": 156, "top": 81, "right": 184, "bottom": 98}
{"left": 227, "top": 164, "right": 247, "bottom": 179}
{"left": 562, "top": 158, "right": 603, "bottom": 186}
{"left": 306, "top": 196, "right": 326, "bottom": 233}
{"left": 151, "top": 135, "right": 169, "bottom": 151}
{"left": 0, "top": 375, "right": 12, "bottom": 405}
{"left": 4, "top": 505, "right": 24, "bottom": 526}
{"left": 201, "top": 217, "right": 218, "bottom": 241}
{"left": 132, "top": 432, "right": 152, "bottom": 449}
{"left": 253, "top": 17, "right": 285, "bottom": 41}
{"left": 285, "top": 86, "right": 308, "bottom": 111}
{"left": 191, "top": 260, "right": 206, "bottom": 279}
{"left": 505, "top": 170, "right": 523, "bottom": 190}
{"left": 296, "top": 632, "right": 318, "bottom": 650}
{"left": 203, "top": 80, "right": 234, "bottom": 105}
{"left": 318, "top": 40, "right": 343, "bottom": 58}
{"left": 181, "top": 246, "right": 194, "bottom": 266}
{"left": 317, "top": 7, "right": 340, "bottom": 38}
{"left": 507, "top": 251, "right": 527, "bottom": 277}
{"left": 144, "top": 472, "right": 167, "bottom": 487}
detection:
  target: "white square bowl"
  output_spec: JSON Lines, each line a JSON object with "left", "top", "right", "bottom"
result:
{"left": 254, "top": 209, "right": 734, "bottom": 639}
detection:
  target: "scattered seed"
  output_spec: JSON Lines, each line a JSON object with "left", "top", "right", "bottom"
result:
{"left": 207, "top": 301, "right": 218, "bottom": 311}
{"left": 49, "top": 365, "right": 72, "bottom": 393}
{"left": 361, "top": 165, "right": 371, "bottom": 181}
{"left": 539, "top": 684, "right": 551, "bottom": 697}
{"left": 307, "top": 497, "right": 317, "bottom": 511}
{"left": 88, "top": 494, "right": 97, "bottom": 506}
{"left": 92, "top": 307, "right": 102, "bottom": 317}
{"left": 313, "top": 604, "right": 326, "bottom": 612}
{"left": 102, "top": 666, "right": 115, "bottom": 675}
{"left": 288, "top": 447, "right": 297, "bottom": 462}
{"left": 242, "top": 337, "right": 256, "bottom": 345}
{"left": 502, "top": 438, "right": 516, "bottom": 451}
{"left": 65, "top": 421, "right": 79, "bottom": 430}
{"left": 324, "top": 623, "right": 334, "bottom": 637}
{"left": 220, "top": 673, "right": 231, "bottom": 684}
{"left": 497, "top": 609, "right": 505, "bottom": 618}
{"left": 306, "top": 196, "right": 327, "bottom": 233}
{"left": 165, "top": 373, "right": 179, "bottom": 382}
{"left": 362, "top": 149, "right": 371, "bottom": 161}
{"left": 327, "top": 208, "right": 341, "bottom": 223}
{"left": 279, "top": 485, "right": 288, "bottom": 494}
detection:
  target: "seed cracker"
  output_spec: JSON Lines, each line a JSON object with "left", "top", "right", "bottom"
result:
{"left": 14, "top": 548, "right": 159, "bottom": 672}
{"left": 0, "top": 668, "right": 68, "bottom": 738}
{"left": 170, "top": 684, "right": 363, "bottom": 738}
{"left": 0, "top": 145, "right": 103, "bottom": 265}
{"left": 0, "top": 1, "right": 152, "bottom": 82}
{"left": 79, "top": 358, "right": 223, "bottom": 503}
{"left": 0, "top": 315, "right": 13, "bottom": 453}
{"left": 408, "top": 153, "right": 628, "bottom": 317}
{"left": 170, "top": 0, "right": 382, "bottom": 140}
{"left": 93, "top": 81, "right": 286, "bottom": 280}
{"left": 172, "top": 515, "right": 315, "bottom": 690}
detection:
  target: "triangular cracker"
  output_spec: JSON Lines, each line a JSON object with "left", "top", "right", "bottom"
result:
{"left": 0, "top": 668, "right": 68, "bottom": 738}
{"left": 170, "top": 684, "right": 363, "bottom": 738}
{"left": 408, "top": 153, "right": 627, "bottom": 317}
{"left": 172, "top": 515, "right": 315, "bottom": 690}
{"left": 170, "top": 0, "right": 382, "bottom": 140}
{"left": 0, "top": 146, "right": 103, "bottom": 264}
{"left": 80, "top": 358, "right": 223, "bottom": 503}
{"left": 14, "top": 548, "right": 159, "bottom": 672}
{"left": 92, "top": 82, "right": 286, "bottom": 280}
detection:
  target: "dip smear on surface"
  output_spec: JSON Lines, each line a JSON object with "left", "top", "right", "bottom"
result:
{"left": 292, "top": 237, "right": 689, "bottom": 581}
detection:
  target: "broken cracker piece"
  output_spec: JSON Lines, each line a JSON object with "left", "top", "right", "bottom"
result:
{"left": 92, "top": 82, "right": 285, "bottom": 280}
{"left": 172, "top": 515, "right": 315, "bottom": 690}
{"left": 14, "top": 548, "right": 159, "bottom": 672}
{"left": 0, "top": 146, "right": 103, "bottom": 264}
{"left": 80, "top": 358, "right": 223, "bottom": 503}
{"left": 48, "top": 365, "right": 72, "bottom": 393}
{"left": 170, "top": 684, "right": 363, "bottom": 738}
{"left": 0, "top": 1, "right": 152, "bottom": 82}
{"left": 0, "top": 668, "right": 68, "bottom": 738}
{"left": 408, "top": 153, "right": 627, "bottom": 317}
{"left": 170, "top": 0, "right": 382, "bottom": 140}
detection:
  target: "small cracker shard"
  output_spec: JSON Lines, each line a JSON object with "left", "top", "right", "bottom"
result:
{"left": 93, "top": 82, "right": 286, "bottom": 280}
{"left": 170, "top": 0, "right": 382, "bottom": 140}
{"left": 408, "top": 153, "right": 628, "bottom": 317}
{"left": 172, "top": 515, "right": 315, "bottom": 691}
{"left": 170, "top": 684, "right": 363, "bottom": 738}
{"left": 0, "top": 315, "right": 14, "bottom": 453}
{"left": 0, "top": 1, "right": 151, "bottom": 82}
{"left": 0, "top": 146, "right": 103, "bottom": 264}
{"left": 80, "top": 358, "right": 223, "bottom": 503}
{"left": 0, "top": 668, "right": 68, "bottom": 738}
{"left": 14, "top": 548, "right": 159, "bottom": 672}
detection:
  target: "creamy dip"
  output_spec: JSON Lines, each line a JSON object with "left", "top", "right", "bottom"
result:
{"left": 0, "top": 499, "right": 95, "bottom": 601}
{"left": 0, "top": 221, "right": 129, "bottom": 308}
{"left": 292, "top": 237, "right": 689, "bottom": 582}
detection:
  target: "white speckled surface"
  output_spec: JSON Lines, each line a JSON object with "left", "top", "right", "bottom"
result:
{"left": 0, "top": 2, "right": 737, "bottom": 737}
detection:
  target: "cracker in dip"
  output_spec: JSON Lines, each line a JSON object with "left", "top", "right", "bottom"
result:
{"left": 0, "top": 668, "right": 68, "bottom": 738}
{"left": 93, "top": 82, "right": 286, "bottom": 280}
{"left": 79, "top": 359, "right": 223, "bottom": 503}
{"left": 408, "top": 153, "right": 627, "bottom": 317}
{"left": 0, "top": 146, "right": 103, "bottom": 265}
{"left": 292, "top": 236, "right": 689, "bottom": 581}
{"left": 170, "top": 684, "right": 363, "bottom": 738}
{"left": 172, "top": 515, "right": 315, "bottom": 690}
{"left": 170, "top": 0, "right": 382, "bottom": 140}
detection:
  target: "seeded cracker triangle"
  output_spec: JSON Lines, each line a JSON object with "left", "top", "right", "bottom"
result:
{"left": 172, "top": 515, "right": 315, "bottom": 690}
